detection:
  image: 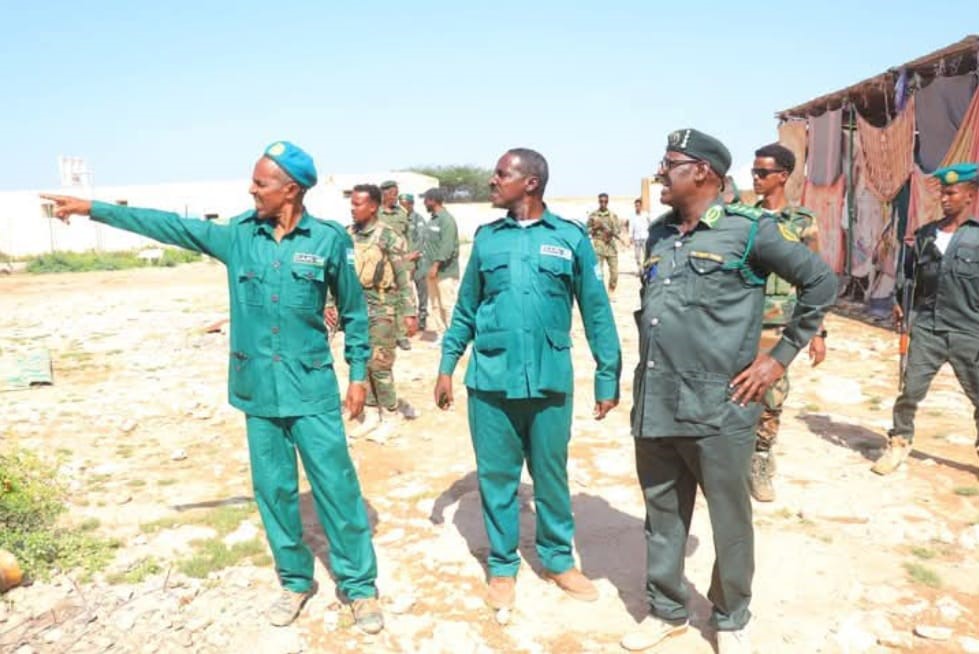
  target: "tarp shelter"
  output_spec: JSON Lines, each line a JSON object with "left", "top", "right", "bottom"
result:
{"left": 775, "top": 35, "right": 979, "bottom": 313}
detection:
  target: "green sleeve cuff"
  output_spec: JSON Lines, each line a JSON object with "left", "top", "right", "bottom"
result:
{"left": 349, "top": 362, "right": 367, "bottom": 383}
{"left": 594, "top": 378, "right": 619, "bottom": 403}
{"left": 769, "top": 338, "right": 800, "bottom": 368}
{"left": 438, "top": 355, "right": 459, "bottom": 377}
{"left": 89, "top": 200, "right": 115, "bottom": 222}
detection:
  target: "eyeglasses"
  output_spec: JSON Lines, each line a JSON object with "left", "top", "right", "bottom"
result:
{"left": 657, "top": 157, "right": 702, "bottom": 173}
{"left": 751, "top": 168, "right": 786, "bottom": 179}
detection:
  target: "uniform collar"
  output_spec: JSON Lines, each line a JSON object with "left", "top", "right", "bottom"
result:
{"left": 492, "top": 207, "right": 558, "bottom": 230}
{"left": 248, "top": 210, "right": 313, "bottom": 236}
{"left": 351, "top": 216, "right": 380, "bottom": 235}
{"left": 667, "top": 200, "right": 725, "bottom": 231}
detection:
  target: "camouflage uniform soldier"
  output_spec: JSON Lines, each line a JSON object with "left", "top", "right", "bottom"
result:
{"left": 330, "top": 184, "right": 418, "bottom": 437}
{"left": 587, "top": 193, "right": 621, "bottom": 292}
{"left": 379, "top": 180, "right": 413, "bottom": 351}
{"left": 749, "top": 144, "right": 827, "bottom": 502}
{"left": 400, "top": 193, "right": 429, "bottom": 331}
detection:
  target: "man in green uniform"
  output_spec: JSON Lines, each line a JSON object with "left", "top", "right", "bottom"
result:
{"left": 328, "top": 184, "right": 417, "bottom": 437}
{"left": 422, "top": 188, "right": 460, "bottom": 340}
{"left": 587, "top": 192, "right": 621, "bottom": 293}
{"left": 379, "top": 180, "right": 412, "bottom": 351}
{"left": 620, "top": 130, "right": 836, "bottom": 654}
{"left": 872, "top": 163, "right": 979, "bottom": 475}
{"left": 400, "top": 192, "right": 429, "bottom": 332}
{"left": 434, "top": 148, "right": 621, "bottom": 611}
{"left": 41, "top": 142, "right": 384, "bottom": 634}
{"left": 748, "top": 143, "right": 827, "bottom": 502}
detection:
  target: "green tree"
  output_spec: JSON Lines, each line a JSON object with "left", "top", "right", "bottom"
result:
{"left": 406, "top": 164, "right": 493, "bottom": 203}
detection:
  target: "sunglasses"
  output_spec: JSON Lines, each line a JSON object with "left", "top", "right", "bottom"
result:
{"left": 751, "top": 168, "right": 786, "bottom": 179}
{"left": 658, "top": 158, "right": 702, "bottom": 173}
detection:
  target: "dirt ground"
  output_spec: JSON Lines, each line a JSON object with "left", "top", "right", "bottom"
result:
{"left": 1, "top": 252, "right": 979, "bottom": 654}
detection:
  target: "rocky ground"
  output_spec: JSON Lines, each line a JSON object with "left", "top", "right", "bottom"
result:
{"left": 1, "top": 254, "right": 978, "bottom": 654}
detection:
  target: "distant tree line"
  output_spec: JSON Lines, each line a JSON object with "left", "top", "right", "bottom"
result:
{"left": 406, "top": 165, "right": 493, "bottom": 203}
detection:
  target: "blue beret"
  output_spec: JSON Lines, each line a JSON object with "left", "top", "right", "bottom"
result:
{"left": 263, "top": 141, "right": 317, "bottom": 189}
{"left": 933, "top": 163, "right": 978, "bottom": 186}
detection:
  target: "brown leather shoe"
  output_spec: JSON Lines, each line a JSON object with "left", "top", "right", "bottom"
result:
{"left": 546, "top": 567, "right": 598, "bottom": 602}
{"left": 486, "top": 576, "right": 516, "bottom": 609}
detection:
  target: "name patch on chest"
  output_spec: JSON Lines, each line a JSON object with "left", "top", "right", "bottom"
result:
{"left": 540, "top": 244, "right": 572, "bottom": 260}
{"left": 346, "top": 248, "right": 356, "bottom": 265}
{"left": 294, "top": 253, "right": 325, "bottom": 267}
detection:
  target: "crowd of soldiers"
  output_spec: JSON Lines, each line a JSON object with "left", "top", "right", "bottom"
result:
{"left": 41, "top": 132, "right": 979, "bottom": 654}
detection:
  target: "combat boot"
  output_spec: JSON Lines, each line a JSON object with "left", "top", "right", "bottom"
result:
{"left": 749, "top": 451, "right": 775, "bottom": 502}
{"left": 871, "top": 437, "right": 912, "bottom": 475}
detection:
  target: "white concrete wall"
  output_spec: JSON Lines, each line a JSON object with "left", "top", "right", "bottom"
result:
{"left": 0, "top": 171, "right": 438, "bottom": 257}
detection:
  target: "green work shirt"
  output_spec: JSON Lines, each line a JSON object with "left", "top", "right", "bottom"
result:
{"left": 901, "top": 217, "right": 979, "bottom": 334}
{"left": 427, "top": 208, "right": 460, "bottom": 279}
{"left": 407, "top": 210, "right": 427, "bottom": 255}
{"left": 90, "top": 201, "right": 370, "bottom": 419}
{"left": 439, "top": 209, "right": 621, "bottom": 401}
{"left": 378, "top": 205, "right": 409, "bottom": 243}
{"left": 633, "top": 202, "right": 836, "bottom": 438}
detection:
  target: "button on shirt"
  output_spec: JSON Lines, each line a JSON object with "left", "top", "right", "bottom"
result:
{"left": 439, "top": 210, "right": 621, "bottom": 401}
{"left": 90, "top": 201, "right": 370, "bottom": 418}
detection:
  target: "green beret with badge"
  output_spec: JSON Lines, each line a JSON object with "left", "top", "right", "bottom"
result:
{"left": 666, "top": 128, "right": 732, "bottom": 177}
{"left": 933, "top": 162, "right": 978, "bottom": 186}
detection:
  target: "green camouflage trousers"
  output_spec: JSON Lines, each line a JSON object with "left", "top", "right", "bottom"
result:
{"left": 366, "top": 311, "right": 397, "bottom": 410}
{"left": 596, "top": 252, "right": 618, "bottom": 290}
{"left": 756, "top": 372, "right": 789, "bottom": 451}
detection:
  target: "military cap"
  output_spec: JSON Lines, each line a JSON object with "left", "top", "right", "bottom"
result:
{"left": 398, "top": 193, "right": 414, "bottom": 202}
{"left": 422, "top": 187, "right": 445, "bottom": 203}
{"left": 933, "top": 162, "right": 978, "bottom": 186}
{"left": 379, "top": 180, "right": 399, "bottom": 190}
{"left": 666, "top": 128, "right": 732, "bottom": 177}
{"left": 262, "top": 141, "right": 317, "bottom": 188}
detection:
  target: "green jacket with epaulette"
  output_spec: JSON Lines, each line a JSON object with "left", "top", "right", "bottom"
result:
{"left": 632, "top": 201, "right": 836, "bottom": 439}
{"left": 756, "top": 203, "right": 820, "bottom": 326}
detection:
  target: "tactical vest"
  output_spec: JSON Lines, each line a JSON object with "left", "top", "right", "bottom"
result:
{"left": 352, "top": 225, "right": 395, "bottom": 291}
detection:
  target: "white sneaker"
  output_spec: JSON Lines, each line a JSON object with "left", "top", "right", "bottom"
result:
{"left": 717, "top": 627, "right": 751, "bottom": 654}
{"left": 620, "top": 616, "right": 688, "bottom": 651}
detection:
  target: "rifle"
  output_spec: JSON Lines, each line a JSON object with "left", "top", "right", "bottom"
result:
{"left": 896, "top": 238, "right": 916, "bottom": 392}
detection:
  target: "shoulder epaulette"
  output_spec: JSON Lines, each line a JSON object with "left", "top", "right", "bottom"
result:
{"left": 554, "top": 214, "right": 588, "bottom": 235}
{"left": 790, "top": 206, "right": 815, "bottom": 217}
{"left": 475, "top": 217, "right": 505, "bottom": 237}
{"left": 724, "top": 203, "right": 764, "bottom": 221}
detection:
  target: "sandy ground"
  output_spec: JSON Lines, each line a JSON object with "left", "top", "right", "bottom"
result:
{"left": 1, "top": 251, "right": 979, "bottom": 654}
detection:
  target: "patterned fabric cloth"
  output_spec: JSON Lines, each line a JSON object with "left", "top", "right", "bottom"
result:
{"left": 778, "top": 120, "right": 808, "bottom": 205}
{"left": 856, "top": 96, "right": 916, "bottom": 202}
{"left": 802, "top": 177, "right": 846, "bottom": 274}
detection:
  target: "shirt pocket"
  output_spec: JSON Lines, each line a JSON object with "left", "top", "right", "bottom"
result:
{"left": 952, "top": 246, "right": 979, "bottom": 278}
{"left": 479, "top": 252, "right": 511, "bottom": 296}
{"left": 288, "top": 264, "right": 326, "bottom": 309}
{"left": 685, "top": 251, "right": 727, "bottom": 307}
{"left": 471, "top": 330, "right": 509, "bottom": 390}
{"left": 299, "top": 342, "right": 336, "bottom": 401}
{"left": 230, "top": 351, "right": 254, "bottom": 400}
{"left": 675, "top": 370, "right": 731, "bottom": 427}
{"left": 236, "top": 269, "right": 265, "bottom": 307}
{"left": 538, "top": 254, "right": 573, "bottom": 296}
{"left": 539, "top": 328, "right": 573, "bottom": 392}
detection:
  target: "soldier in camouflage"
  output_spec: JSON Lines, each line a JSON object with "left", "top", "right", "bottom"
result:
{"left": 749, "top": 143, "right": 827, "bottom": 502}
{"left": 379, "top": 180, "right": 413, "bottom": 351}
{"left": 400, "top": 193, "right": 429, "bottom": 332}
{"left": 328, "top": 184, "right": 418, "bottom": 437}
{"left": 587, "top": 193, "right": 621, "bottom": 293}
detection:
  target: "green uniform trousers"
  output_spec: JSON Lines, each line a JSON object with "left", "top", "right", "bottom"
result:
{"left": 366, "top": 313, "right": 397, "bottom": 410}
{"left": 891, "top": 325, "right": 979, "bottom": 444}
{"left": 467, "top": 389, "right": 575, "bottom": 577}
{"left": 245, "top": 411, "right": 378, "bottom": 600}
{"left": 634, "top": 430, "right": 755, "bottom": 631}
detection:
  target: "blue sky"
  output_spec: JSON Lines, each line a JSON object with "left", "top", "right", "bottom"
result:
{"left": 0, "top": 1, "right": 974, "bottom": 196}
